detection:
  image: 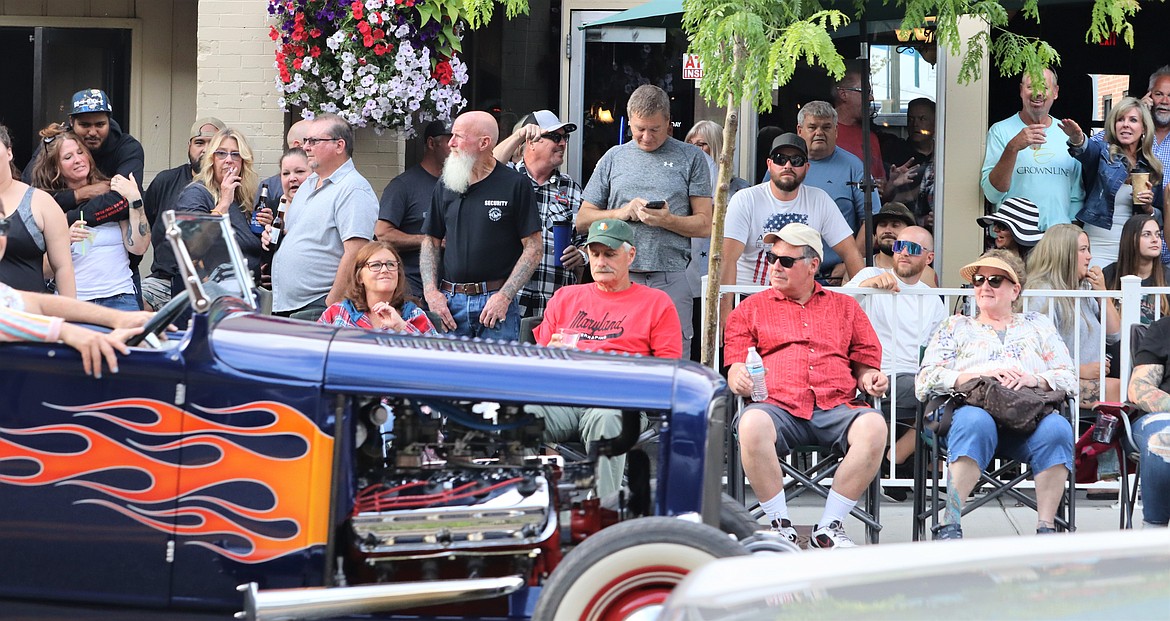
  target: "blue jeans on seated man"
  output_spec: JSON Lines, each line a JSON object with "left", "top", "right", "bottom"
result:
{"left": 446, "top": 290, "right": 520, "bottom": 341}
{"left": 945, "top": 405, "right": 1074, "bottom": 474}
{"left": 1132, "top": 412, "right": 1170, "bottom": 527}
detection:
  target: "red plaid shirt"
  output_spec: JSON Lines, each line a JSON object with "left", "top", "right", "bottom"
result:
{"left": 723, "top": 284, "right": 882, "bottom": 420}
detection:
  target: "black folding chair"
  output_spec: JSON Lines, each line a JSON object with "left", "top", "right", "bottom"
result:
{"left": 911, "top": 395, "right": 1078, "bottom": 541}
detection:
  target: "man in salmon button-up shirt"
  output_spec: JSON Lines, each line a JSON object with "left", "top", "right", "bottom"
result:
{"left": 724, "top": 222, "right": 887, "bottom": 549}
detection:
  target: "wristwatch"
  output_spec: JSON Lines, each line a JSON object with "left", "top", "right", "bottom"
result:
{"left": 130, "top": 199, "right": 144, "bottom": 209}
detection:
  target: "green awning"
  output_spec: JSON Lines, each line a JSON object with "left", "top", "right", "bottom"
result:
{"left": 580, "top": 0, "right": 682, "bottom": 29}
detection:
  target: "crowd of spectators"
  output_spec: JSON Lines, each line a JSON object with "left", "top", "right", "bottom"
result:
{"left": 3, "top": 70, "right": 1170, "bottom": 535}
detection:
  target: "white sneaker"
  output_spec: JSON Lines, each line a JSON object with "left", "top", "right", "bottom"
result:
{"left": 770, "top": 518, "right": 798, "bottom": 544}
{"left": 811, "top": 520, "right": 857, "bottom": 549}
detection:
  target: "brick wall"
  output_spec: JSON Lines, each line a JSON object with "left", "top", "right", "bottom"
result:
{"left": 196, "top": 0, "right": 403, "bottom": 189}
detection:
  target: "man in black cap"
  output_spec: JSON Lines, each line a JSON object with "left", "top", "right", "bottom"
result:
{"left": 376, "top": 120, "right": 453, "bottom": 297}
{"left": 25, "top": 89, "right": 144, "bottom": 228}
{"left": 494, "top": 110, "right": 586, "bottom": 317}
{"left": 871, "top": 201, "right": 937, "bottom": 286}
{"left": 720, "top": 133, "right": 864, "bottom": 323}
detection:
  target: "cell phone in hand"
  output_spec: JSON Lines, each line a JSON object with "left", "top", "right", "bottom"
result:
{"left": 645, "top": 200, "right": 666, "bottom": 209}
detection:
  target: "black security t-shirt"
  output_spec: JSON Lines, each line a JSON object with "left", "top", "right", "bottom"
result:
{"left": 1134, "top": 314, "right": 1170, "bottom": 394}
{"left": 422, "top": 164, "right": 540, "bottom": 283}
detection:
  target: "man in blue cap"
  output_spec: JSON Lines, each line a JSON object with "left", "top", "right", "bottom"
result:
{"left": 25, "top": 89, "right": 145, "bottom": 230}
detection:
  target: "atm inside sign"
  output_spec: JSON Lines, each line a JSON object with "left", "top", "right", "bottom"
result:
{"left": 683, "top": 54, "right": 703, "bottom": 80}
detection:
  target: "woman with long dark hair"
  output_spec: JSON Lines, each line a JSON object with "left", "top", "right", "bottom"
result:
{"left": 1104, "top": 213, "right": 1170, "bottom": 325}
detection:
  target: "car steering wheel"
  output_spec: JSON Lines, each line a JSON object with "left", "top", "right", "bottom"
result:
{"left": 126, "top": 290, "right": 191, "bottom": 347}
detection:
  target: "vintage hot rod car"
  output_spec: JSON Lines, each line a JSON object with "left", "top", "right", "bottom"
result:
{"left": 0, "top": 213, "right": 755, "bottom": 620}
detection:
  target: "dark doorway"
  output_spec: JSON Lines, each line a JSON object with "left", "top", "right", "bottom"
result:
{"left": 0, "top": 26, "right": 131, "bottom": 172}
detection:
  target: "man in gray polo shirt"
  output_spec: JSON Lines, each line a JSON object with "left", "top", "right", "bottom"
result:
{"left": 271, "top": 113, "right": 378, "bottom": 317}
{"left": 577, "top": 85, "right": 712, "bottom": 355}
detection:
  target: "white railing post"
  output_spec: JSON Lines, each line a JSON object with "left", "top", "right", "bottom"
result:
{"left": 1119, "top": 275, "right": 1143, "bottom": 396}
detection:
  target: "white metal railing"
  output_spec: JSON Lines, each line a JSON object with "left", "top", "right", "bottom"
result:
{"left": 705, "top": 274, "right": 1156, "bottom": 494}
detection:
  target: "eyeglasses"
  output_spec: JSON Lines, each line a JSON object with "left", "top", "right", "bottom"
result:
{"left": 837, "top": 87, "right": 863, "bottom": 93}
{"left": 364, "top": 260, "right": 399, "bottom": 272}
{"left": 769, "top": 153, "right": 808, "bottom": 167}
{"left": 972, "top": 274, "right": 1011, "bottom": 289}
{"left": 303, "top": 137, "right": 341, "bottom": 146}
{"left": 539, "top": 132, "right": 570, "bottom": 144}
{"left": 764, "top": 252, "right": 806, "bottom": 268}
{"left": 213, "top": 150, "right": 243, "bottom": 161}
{"left": 892, "top": 240, "right": 927, "bottom": 256}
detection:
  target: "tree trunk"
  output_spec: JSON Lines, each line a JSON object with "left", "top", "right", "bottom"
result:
{"left": 700, "top": 49, "right": 743, "bottom": 368}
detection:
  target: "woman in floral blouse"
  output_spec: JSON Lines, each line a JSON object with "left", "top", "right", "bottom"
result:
{"left": 916, "top": 249, "right": 1077, "bottom": 540}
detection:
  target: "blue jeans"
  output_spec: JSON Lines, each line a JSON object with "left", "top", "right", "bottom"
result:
{"left": 446, "top": 291, "right": 520, "bottom": 341}
{"left": 945, "top": 405, "right": 1073, "bottom": 474}
{"left": 90, "top": 292, "right": 141, "bottom": 312}
{"left": 1132, "top": 412, "right": 1170, "bottom": 526}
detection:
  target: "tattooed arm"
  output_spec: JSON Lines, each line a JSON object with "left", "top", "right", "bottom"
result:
{"left": 478, "top": 231, "right": 540, "bottom": 329}
{"left": 420, "top": 236, "right": 455, "bottom": 331}
{"left": 1129, "top": 363, "right": 1170, "bottom": 413}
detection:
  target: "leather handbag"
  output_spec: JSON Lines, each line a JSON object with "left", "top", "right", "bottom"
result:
{"left": 926, "top": 376, "right": 1066, "bottom": 436}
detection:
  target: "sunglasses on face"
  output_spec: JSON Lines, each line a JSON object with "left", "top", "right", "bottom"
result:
{"left": 213, "top": 150, "right": 243, "bottom": 161}
{"left": 769, "top": 153, "right": 808, "bottom": 167}
{"left": 972, "top": 274, "right": 1011, "bottom": 288}
{"left": 539, "top": 132, "right": 569, "bottom": 144}
{"left": 892, "top": 240, "right": 926, "bottom": 256}
{"left": 764, "top": 252, "right": 805, "bottom": 268}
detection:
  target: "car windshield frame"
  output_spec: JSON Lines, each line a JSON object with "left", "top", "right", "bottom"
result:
{"left": 163, "top": 210, "right": 257, "bottom": 313}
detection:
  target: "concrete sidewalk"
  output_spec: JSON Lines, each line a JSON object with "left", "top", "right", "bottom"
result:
{"left": 776, "top": 485, "right": 1137, "bottom": 545}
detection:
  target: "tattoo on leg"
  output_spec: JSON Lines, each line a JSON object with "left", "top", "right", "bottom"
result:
{"left": 944, "top": 465, "right": 961, "bottom": 525}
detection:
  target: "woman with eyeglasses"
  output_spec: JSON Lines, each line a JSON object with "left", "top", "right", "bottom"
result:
{"left": 917, "top": 249, "right": 1077, "bottom": 540}
{"left": 1104, "top": 214, "right": 1170, "bottom": 325}
{"left": 0, "top": 124, "right": 76, "bottom": 297}
{"left": 317, "top": 240, "right": 436, "bottom": 334}
{"left": 174, "top": 128, "right": 263, "bottom": 272}
{"left": 29, "top": 124, "right": 148, "bottom": 310}
{"left": 1025, "top": 224, "right": 1121, "bottom": 404}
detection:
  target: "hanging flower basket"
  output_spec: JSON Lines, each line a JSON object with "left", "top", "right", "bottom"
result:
{"left": 268, "top": 0, "right": 468, "bottom": 135}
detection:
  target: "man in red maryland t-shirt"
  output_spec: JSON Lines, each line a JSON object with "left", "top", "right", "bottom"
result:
{"left": 532, "top": 218, "right": 683, "bottom": 497}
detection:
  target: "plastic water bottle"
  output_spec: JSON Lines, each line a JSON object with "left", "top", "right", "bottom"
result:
{"left": 746, "top": 346, "right": 768, "bottom": 402}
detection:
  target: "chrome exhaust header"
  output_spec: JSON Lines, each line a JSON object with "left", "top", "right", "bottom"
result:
{"left": 234, "top": 575, "right": 525, "bottom": 621}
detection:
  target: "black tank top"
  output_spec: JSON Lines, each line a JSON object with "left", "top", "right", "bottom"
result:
{"left": 0, "top": 187, "right": 48, "bottom": 292}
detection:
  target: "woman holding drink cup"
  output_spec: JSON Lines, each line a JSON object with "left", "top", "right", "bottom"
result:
{"left": 30, "top": 124, "right": 146, "bottom": 306}
{"left": 1060, "top": 97, "right": 1164, "bottom": 268}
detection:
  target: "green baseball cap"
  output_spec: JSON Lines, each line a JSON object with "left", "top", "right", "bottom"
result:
{"left": 586, "top": 219, "right": 634, "bottom": 249}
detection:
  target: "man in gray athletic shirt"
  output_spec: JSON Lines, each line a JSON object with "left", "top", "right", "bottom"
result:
{"left": 577, "top": 85, "right": 712, "bottom": 355}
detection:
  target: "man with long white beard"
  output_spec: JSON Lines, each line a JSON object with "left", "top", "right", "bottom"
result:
{"left": 420, "top": 111, "right": 541, "bottom": 340}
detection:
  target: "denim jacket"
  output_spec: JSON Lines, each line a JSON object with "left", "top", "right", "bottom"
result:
{"left": 1071, "top": 136, "right": 1163, "bottom": 229}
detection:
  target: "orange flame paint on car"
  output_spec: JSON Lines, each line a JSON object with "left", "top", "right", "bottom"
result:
{"left": 0, "top": 398, "right": 334, "bottom": 564}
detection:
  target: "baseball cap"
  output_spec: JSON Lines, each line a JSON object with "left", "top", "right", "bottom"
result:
{"left": 522, "top": 110, "right": 577, "bottom": 134}
{"left": 190, "top": 117, "right": 226, "bottom": 140}
{"left": 762, "top": 222, "right": 823, "bottom": 260}
{"left": 424, "top": 120, "right": 452, "bottom": 138}
{"left": 769, "top": 133, "right": 807, "bottom": 156}
{"left": 873, "top": 201, "right": 915, "bottom": 226}
{"left": 586, "top": 219, "right": 634, "bottom": 249}
{"left": 71, "top": 89, "right": 112, "bottom": 116}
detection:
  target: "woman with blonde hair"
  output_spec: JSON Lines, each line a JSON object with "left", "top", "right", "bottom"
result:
{"left": 0, "top": 124, "right": 75, "bottom": 297}
{"left": 1025, "top": 223, "right": 1121, "bottom": 404}
{"left": 29, "top": 123, "right": 148, "bottom": 310}
{"left": 174, "top": 128, "right": 263, "bottom": 271}
{"left": 1060, "top": 97, "right": 1164, "bottom": 268}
